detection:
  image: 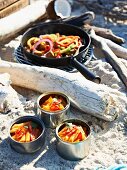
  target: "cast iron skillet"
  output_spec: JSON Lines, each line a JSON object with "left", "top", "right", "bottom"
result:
{"left": 21, "top": 23, "right": 100, "bottom": 83}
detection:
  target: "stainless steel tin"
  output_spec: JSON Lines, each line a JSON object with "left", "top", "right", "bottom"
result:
{"left": 37, "top": 92, "right": 70, "bottom": 128}
{"left": 55, "top": 119, "right": 91, "bottom": 161}
{"left": 9, "top": 116, "right": 45, "bottom": 154}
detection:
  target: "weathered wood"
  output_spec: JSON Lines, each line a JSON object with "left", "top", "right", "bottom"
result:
{"left": 0, "top": 0, "right": 18, "bottom": 10}
{"left": 0, "top": 73, "right": 23, "bottom": 113}
{"left": 0, "top": 60, "right": 124, "bottom": 121}
{"left": 0, "top": 0, "right": 47, "bottom": 42}
{"left": 0, "top": 0, "right": 29, "bottom": 19}
{"left": 90, "top": 29, "right": 127, "bottom": 88}
{"left": 84, "top": 24, "right": 125, "bottom": 44}
{"left": 90, "top": 32, "right": 127, "bottom": 59}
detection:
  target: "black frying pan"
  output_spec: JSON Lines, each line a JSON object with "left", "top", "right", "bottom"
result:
{"left": 21, "top": 22, "right": 100, "bottom": 83}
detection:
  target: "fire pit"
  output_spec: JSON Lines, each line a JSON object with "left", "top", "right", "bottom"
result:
{"left": 14, "top": 44, "right": 93, "bottom": 72}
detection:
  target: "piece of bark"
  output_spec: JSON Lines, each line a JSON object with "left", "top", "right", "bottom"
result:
{"left": 0, "top": 0, "right": 48, "bottom": 42}
{"left": 0, "top": 60, "right": 125, "bottom": 121}
{"left": 84, "top": 24, "right": 125, "bottom": 44}
{"left": 90, "top": 29, "right": 127, "bottom": 88}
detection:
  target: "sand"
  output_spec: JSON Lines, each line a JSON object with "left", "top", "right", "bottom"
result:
{"left": 0, "top": 51, "right": 127, "bottom": 170}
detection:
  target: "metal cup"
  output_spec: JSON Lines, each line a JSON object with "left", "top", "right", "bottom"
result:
{"left": 9, "top": 115, "right": 45, "bottom": 154}
{"left": 37, "top": 92, "right": 70, "bottom": 128}
{"left": 55, "top": 119, "right": 91, "bottom": 161}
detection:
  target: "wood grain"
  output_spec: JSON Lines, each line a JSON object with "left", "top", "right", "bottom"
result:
{"left": 0, "top": 0, "right": 18, "bottom": 10}
{"left": 0, "top": 0, "right": 29, "bottom": 19}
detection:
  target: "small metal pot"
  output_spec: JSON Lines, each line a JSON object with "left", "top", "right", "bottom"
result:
{"left": 37, "top": 92, "right": 70, "bottom": 128}
{"left": 55, "top": 119, "right": 91, "bottom": 161}
{"left": 9, "top": 116, "right": 45, "bottom": 154}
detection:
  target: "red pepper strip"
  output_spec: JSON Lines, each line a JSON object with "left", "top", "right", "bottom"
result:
{"left": 53, "top": 49, "right": 62, "bottom": 58}
{"left": 67, "top": 36, "right": 80, "bottom": 39}
{"left": 58, "top": 127, "right": 68, "bottom": 136}
{"left": 60, "top": 125, "right": 77, "bottom": 136}
{"left": 57, "top": 36, "right": 66, "bottom": 42}
{"left": 50, "top": 104, "right": 60, "bottom": 111}
{"left": 76, "top": 132, "right": 82, "bottom": 141}
{"left": 15, "top": 128, "right": 25, "bottom": 139}
{"left": 56, "top": 38, "right": 75, "bottom": 48}
{"left": 59, "top": 128, "right": 70, "bottom": 136}
{"left": 44, "top": 45, "right": 50, "bottom": 52}
{"left": 57, "top": 37, "right": 82, "bottom": 49}
{"left": 66, "top": 127, "right": 77, "bottom": 137}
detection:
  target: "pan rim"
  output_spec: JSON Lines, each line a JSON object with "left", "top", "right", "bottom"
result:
{"left": 21, "top": 22, "right": 91, "bottom": 61}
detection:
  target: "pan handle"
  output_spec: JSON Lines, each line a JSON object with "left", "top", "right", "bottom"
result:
{"left": 71, "top": 57, "right": 101, "bottom": 84}
{"left": 62, "top": 11, "right": 95, "bottom": 26}
{"left": 34, "top": 12, "right": 95, "bottom": 27}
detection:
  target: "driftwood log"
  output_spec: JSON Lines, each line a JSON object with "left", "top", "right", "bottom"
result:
{"left": 83, "top": 25, "right": 127, "bottom": 59}
{"left": 84, "top": 24, "right": 125, "bottom": 44}
{"left": 0, "top": 60, "right": 125, "bottom": 121}
{"left": 90, "top": 30, "right": 127, "bottom": 88}
{"left": 90, "top": 34, "right": 127, "bottom": 59}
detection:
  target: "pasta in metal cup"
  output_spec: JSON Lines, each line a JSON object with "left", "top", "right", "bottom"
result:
{"left": 55, "top": 119, "right": 91, "bottom": 161}
{"left": 37, "top": 92, "right": 70, "bottom": 128}
{"left": 9, "top": 115, "right": 45, "bottom": 154}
